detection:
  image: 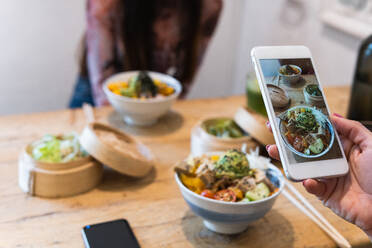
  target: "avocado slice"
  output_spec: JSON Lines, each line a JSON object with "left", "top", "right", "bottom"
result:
{"left": 309, "top": 138, "right": 324, "bottom": 154}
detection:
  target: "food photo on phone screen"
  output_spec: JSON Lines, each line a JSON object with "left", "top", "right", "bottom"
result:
{"left": 258, "top": 58, "right": 343, "bottom": 164}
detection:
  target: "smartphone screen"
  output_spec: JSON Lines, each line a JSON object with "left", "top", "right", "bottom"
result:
{"left": 348, "top": 38, "right": 372, "bottom": 129}
{"left": 258, "top": 58, "right": 344, "bottom": 165}
{"left": 82, "top": 219, "right": 140, "bottom": 248}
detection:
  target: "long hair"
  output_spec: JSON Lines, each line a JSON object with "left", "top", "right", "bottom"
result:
{"left": 80, "top": 0, "right": 202, "bottom": 83}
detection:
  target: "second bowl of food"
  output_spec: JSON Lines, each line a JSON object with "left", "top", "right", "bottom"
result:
{"left": 103, "top": 71, "right": 182, "bottom": 126}
{"left": 278, "top": 64, "right": 302, "bottom": 85}
{"left": 174, "top": 149, "right": 284, "bottom": 234}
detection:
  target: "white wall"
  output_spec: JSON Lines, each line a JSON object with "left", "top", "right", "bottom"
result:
{"left": 0, "top": 0, "right": 364, "bottom": 115}
{"left": 191, "top": 0, "right": 363, "bottom": 98}
{"left": 0, "top": 0, "right": 85, "bottom": 115}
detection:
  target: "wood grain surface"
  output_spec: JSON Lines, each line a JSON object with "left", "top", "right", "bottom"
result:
{"left": 0, "top": 86, "right": 370, "bottom": 248}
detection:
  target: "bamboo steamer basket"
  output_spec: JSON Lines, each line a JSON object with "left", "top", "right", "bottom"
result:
{"left": 234, "top": 107, "right": 275, "bottom": 145}
{"left": 79, "top": 122, "right": 154, "bottom": 178}
{"left": 191, "top": 117, "right": 258, "bottom": 156}
{"left": 18, "top": 144, "right": 103, "bottom": 198}
{"left": 18, "top": 103, "right": 154, "bottom": 198}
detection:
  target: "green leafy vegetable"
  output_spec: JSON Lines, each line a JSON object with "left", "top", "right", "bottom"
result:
{"left": 31, "top": 133, "right": 87, "bottom": 163}
{"left": 306, "top": 85, "right": 322, "bottom": 97}
{"left": 294, "top": 110, "right": 318, "bottom": 132}
{"left": 206, "top": 119, "right": 245, "bottom": 138}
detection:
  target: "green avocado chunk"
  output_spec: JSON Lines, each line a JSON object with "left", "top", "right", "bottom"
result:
{"left": 214, "top": 149, "right": 250, "bottom": 179}
{"left": 309, "top": 138, "right": 324, "bottom": 154}
{"left": 245, "top": 182, "right": 270, "bottom": 201}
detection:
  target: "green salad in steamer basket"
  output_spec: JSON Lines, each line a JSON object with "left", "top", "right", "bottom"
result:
{"left": 31, "top": 133, "right": 88, "bottom": 163}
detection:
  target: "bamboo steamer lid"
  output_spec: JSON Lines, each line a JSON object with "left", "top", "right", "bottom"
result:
{"left": 18, "top": 145, "right": 103, "bottom": 198}
{"left": 79, "top": 122, "right": 154, "bottom": 178}
{"left": 267, "top": 84, "right": 290, "bottom": 108}
{"left": 234, "top": 107, "right": 275, "bottom": 145}
{"left": 191, "top": 117, "right": 259, "bottom": 156}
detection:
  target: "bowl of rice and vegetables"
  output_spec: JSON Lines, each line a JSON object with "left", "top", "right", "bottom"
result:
{"left": 174, "top": 149, "right": 284, "bottom": 234}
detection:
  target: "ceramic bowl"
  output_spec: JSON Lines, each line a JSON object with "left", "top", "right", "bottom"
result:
{"left": 103, "top": 71, "right": 182, "bottom": 126}
{"left": 190, "top": 117, "right": 256, "bottom": 156}
{"left": 174, "top": 154, "right": 284, "bottom": 234}
{"left": 279, "top": 106, "right": 335, "bottom": 158}
{"left": 303, "top": 84, "right": 324, "bottom": 107}
{"left": 278, "top": 64, "right": 302, "bottom": 85}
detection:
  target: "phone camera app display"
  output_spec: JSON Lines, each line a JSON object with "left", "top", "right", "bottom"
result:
{"left": 259, "top": 58, "right": 343, "bottom": 164}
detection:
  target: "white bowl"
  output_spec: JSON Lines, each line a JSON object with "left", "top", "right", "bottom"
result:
{"left": 303, "top": 84, "right": 324, "bottom": 107}
{"left": 278, "top": 64, "right": 302, "bottom": 85}
{"left": 279, "top": 106, "right": 335, "bottom": 158}
{"left": 103, "top": 71, "right": 182, "bottom": 126}
{"left": 190, "top": 117, "right": 256, "bottom": 156}
{"left": 174, "top": 154, "right": 284, "bottom": 234}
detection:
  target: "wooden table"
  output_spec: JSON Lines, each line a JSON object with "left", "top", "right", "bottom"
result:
{"left": 0, "top": 86, "right": 370, "bottom": 248}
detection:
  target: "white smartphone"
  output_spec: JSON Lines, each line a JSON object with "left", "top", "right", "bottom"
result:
{"left": 251, "top": 46, "right": 349, "bottom": 181}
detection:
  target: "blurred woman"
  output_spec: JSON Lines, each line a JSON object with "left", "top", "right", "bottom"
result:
{"left": 70, "top": 0, "right": 222, "bottom": 108}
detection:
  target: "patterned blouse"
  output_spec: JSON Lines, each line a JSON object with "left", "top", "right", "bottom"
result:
{"left": 86, "top": 0, "right": 222, "bottom": 105}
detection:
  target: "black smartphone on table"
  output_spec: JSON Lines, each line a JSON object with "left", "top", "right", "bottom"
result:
{"left": 348, "top": 35, "right": 372, "bottom": 131}
{"left": 82, "top": 219, "right": 140, "bottom": 248}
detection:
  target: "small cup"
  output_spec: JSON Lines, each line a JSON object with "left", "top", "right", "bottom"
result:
{"left": 303, "top": 84, "right": 324, "bottom": 107}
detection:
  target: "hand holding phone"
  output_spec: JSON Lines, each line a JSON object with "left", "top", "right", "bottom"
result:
{"left": 251, "top": 46, "right": 349, "bottom": 181}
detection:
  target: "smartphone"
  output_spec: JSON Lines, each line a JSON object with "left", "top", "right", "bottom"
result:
{"left": 81, "top": 219, "right": 140, "bottom": 248}
{"left": 251, "top": 46, "right": 349, "bottom": 181}
{"left": 347, "top": 35, "right": 372, "bottom": 131}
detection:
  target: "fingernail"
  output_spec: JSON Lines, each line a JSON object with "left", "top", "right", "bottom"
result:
{"left": 266, "top": 121, "right": 269, "bottom": 126}
{"left": 266, "top": 145, "right": 270, "bottom": 151}
{"left": 333, "top": 113, "right": 344, "bottom": 118}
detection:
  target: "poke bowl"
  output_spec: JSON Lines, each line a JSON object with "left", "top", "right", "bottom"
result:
{"left": 278, "top": 64, "right": 302, "bottom": 85}
{"left": 279, "top": 106, "right": 335, "bottom": 158}
{"left": 103, "top": 71, "right": 182, "bottom": 126}
{"left": 174, "top": 149, "right": 284, "bottom": 234}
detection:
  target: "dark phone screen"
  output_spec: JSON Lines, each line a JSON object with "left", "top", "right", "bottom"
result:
{"left": 348, "top": 38, "right": 372, "bottom": 126}
{"left": 82, "top": 219, "right": 140, "bottom": 248}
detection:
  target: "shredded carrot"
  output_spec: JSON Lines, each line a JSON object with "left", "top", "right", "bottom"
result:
{"left": 269, "top": 188, "right": 279, "bottom": 196}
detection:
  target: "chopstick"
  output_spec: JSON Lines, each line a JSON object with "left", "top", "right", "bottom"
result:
{"left": 82, "top": 103, "right": 95, "bottom": 123}
{"left": 285, "top": 182, "right": 349, "bottom": 242}
{"left": 283, "top": 183, "right": 351, "bottom": 248}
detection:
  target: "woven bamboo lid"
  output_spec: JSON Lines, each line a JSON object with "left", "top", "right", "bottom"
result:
{"left": 80, "top": 122, "right": 154, "bottom": 177}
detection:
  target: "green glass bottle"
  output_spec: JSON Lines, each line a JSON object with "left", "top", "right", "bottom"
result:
{"left": 246, "top": 74, "right": 267, "bottom": 117}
